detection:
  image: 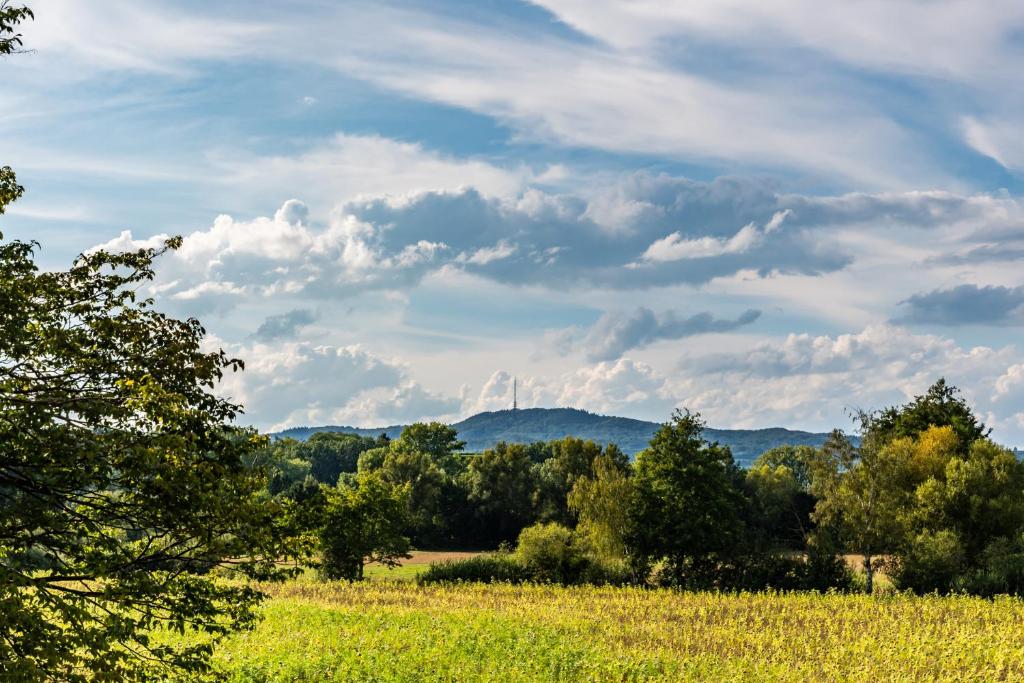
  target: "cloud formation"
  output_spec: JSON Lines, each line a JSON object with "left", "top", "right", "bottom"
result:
{"left": 255, "top": 309, "right": 318, "bottom": 341}
{"left": 897, "top": 285, "right": 1024, "bottom": 326}
{"left": 580, "top": 307, "right": 761, "bottom": 362}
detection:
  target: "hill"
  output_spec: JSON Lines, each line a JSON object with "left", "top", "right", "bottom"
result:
{"left": 272, "top": 407, "right": 841, "bottom": 465}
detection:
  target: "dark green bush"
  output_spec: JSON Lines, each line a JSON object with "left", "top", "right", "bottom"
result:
{"left": 418, "top": 554, "right": 531, "bottom": 584}
{"left": 655, "top": 552, "right": 853, "bottom": 592}
{"left": 958, "top": 536, "right": 1024, "bottom": 597}
{"left": 890, "top": 530, "right": 965, "bottom": 594}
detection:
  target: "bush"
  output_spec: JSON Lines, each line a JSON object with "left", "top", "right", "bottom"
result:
{"left": 418, "top": 554, "right": 531, "bottom": 584}
{"left": 890, "top": 530, "right": 965, "bottom": 594}
{"left": 515, "top": 522, "right": 587, "bottom": 583}
{"left": 654, "top": 552, "right": 853, "bottom": 592}
{"left": 419, "top": 523, "right": 635, "bottom": 587}
{"left": 959, "top": 536, "right": 1024, "bottom": 597}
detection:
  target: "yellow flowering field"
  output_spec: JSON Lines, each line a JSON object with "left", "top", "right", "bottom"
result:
{"left": 175, "top": 581, "right": 1024, "bottom": 682}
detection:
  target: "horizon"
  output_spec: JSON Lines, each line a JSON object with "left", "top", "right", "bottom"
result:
{"left": 5, "top": 1, "right": 1024, "bottom": 445}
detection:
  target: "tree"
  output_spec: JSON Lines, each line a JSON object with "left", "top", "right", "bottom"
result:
{"left": 533, "top": 437, "right": 627, "bottom": 525}
{"left": 0, "top": 2, "right": 32, "bottom": 55}
{"left": 745, "top": 462, "right": 812, "bottom": 549}
{"left": 754, "top": 444, "right": 818, "bottom": 490}
{"left": 0, "top": 225, "right": 296, "bottom": 678}
{"left": 817, "top": 438, "right": 911, "bottom": 593}
{"left": 319, "top": 474, "right": 411, "bottom": 581}
{"left": 0, "top": 12, "right": 297, "bottom": 677}
{"left": 627, "top": 410, "right": 746, "bottom": 584}
{"left": 302, "top": 431, "right": 375, "bottom": 485}
{"left": 464, "top": 442, "right": 538, "bottom": 545}
{"left": 356, "top": 423, "right": 461, "bottom": 546}
{"left": 869, "top": 378, "right": 988, "bottom": 452}
{"left": 391, "top": 421, "right": 465, "bottom": 475}
{"left": 567, "top": 454, "right": 633, "bottom": 562}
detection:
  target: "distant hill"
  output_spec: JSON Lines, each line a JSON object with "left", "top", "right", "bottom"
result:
{"left": 272, "top": 407, "right": 842, "bottom": 466}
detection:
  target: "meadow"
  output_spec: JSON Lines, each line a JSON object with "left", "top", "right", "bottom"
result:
{"left": 170, "top": 578, "right": 1024, "bottom": 682}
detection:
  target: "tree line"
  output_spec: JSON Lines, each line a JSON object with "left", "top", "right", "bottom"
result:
{"left": 264, "top": 379, "right": 1024, "bottom": 596}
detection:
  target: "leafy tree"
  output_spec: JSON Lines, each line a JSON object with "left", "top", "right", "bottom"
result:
{"left": 356, "top": 423, "right": 463, "bottom": 546}
{"left": 754, "top": 444, "right": 818, "bottom": 490}
{"left": 464, "top": 442, "right": 538, "bottom": 545}
{"left": 819, "top": 442, "right": 910, "bottom": 593}
{"left": 869, "top": 378, "right": 988, "bottom": 452}
{"left": 567, "top": 454, "right": 633, "bottom": 562}
{"left": 319, "top": 474, "right": 411, "bottom": 581}
{"left": 391, "top": 421, "right": 465, "bottom": 475}
{"left": 745, "top": 462, "right": 812, "bottom": 549}
{"left": 0, "top": 213, "right": 295, "bottom": 676}
{"left": 627, "top": 410, "right": 746, "bottom": 584}
{"left": 533, "top": 437, "right": 613, "bottom": 525}
{"left": 303, "top": 431, "right": 375, "bottom": 484}
{"left": 0, "top": 2, "right": 32, "bottom": 55}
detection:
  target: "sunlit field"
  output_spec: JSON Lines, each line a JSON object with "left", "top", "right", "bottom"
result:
{"left": 168, "top": 580, "right": 1024, "bottom": 682}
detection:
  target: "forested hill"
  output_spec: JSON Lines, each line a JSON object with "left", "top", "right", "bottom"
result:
{"left": 272, "top": 407, "right": 839, "bottom": 464}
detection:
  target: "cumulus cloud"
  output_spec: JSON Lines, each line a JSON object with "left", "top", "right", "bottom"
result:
{"left": 254, "top": 309, "right": 318, "bottom": 341}
{"left": 91, "top": 172, "right": 1024, "bottom": 321}
{"left": 464, "top": 362, "right": 675, "bottom": 420}
{"left": 215, "top": 341, "right": 460, "bottom": 431}
{"left": 896, "top": 285, "right": 1024, "bottom": 326}
{"left": 576, "top": 307, "right": 761, "bottom": 362}
{"left": 668, "top": 325, "right": 1024, "bottom": 437}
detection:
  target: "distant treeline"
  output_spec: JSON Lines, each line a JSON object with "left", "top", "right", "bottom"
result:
{"left": 259, "top": 379, "right": 1024, "bottom": 595}
{"left": 272, "top": 407, "right": 844, "bottom": 463}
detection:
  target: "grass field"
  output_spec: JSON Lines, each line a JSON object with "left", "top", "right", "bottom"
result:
{"left": 362, "top": 550, "right": 480, "bottom": 581}
{"left": 170, "top": 579, "right": 1024, "bottom": 682}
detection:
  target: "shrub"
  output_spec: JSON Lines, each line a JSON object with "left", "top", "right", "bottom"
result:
{"left": 654, "top": 552, "right": 853, "bottom": 592}
{"left": 890, "top": 530, "right": 965, "bottom": 594}
{"left": 515, "top": 522, "right": 587, "bottom": 583}
{"left": 418, "top": 554, "right": 531, "bottom": 584}
{"left": 959, "top": 536, "right": 1024, "bottom": 597}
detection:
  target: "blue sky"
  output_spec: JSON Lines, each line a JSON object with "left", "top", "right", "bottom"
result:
{"left": 5, "top": 0, "right": 1024, "bottom": 445}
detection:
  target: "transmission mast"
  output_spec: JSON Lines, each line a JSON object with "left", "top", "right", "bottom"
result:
{"left": 513, "top": 377, "right": 517, "bottom": 410}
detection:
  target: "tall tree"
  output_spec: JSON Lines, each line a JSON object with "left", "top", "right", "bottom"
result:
{"left": 0, "top": 233, "right": 297, "bottom": 678}
{"left": 627, "top": 410, "right": 746, "bottom": 584}
{"left": 319, "top": 474, "right": 411, "bottom": 581}
{"left": 568, "top": 453, "right": 633, "bottom": 562}
{"left": 869, "top": 378, "right": 988, "bottom": 452}
{"left": 1, "top": 13, "right": 296, "bottom": 674}
{"left": 464, "top": 442, "right": 538, "bottom": 545}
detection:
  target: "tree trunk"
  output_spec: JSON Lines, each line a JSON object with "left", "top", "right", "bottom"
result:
{"left": 358, "top": 561, "right": 364, "bottom": 581}
{"left": 864, "top": 554, "right": 873, "bottom": 594}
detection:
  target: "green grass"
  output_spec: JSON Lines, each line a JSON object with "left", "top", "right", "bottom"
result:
{"left": 166, "top": 580, "right": 1024, "bottom": 682}
{"left": 362, "top": 562, "right": 425, "bottom": 581}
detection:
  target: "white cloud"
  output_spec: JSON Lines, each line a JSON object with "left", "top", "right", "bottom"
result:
{"left": 962, "top": 116, "right": 1024, "bottom": 171}
{"left": 215, "top": 340, "right": 458, "bottom": 431}
{"left": 528, "top": 0, "right": 1024, "bottom": 82}
{"left": 21, "top": 0, "right": 268, "bottom": 75}
{"left": 640, "top": 223, "right": 762, "bottom": 262}
{"left": 674, "top": 324, "right": 1024, "bottom": 437}
{"left": 210, "top": 134, "right": 535, "bottom": 210}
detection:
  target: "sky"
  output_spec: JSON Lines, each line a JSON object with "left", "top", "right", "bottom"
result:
{"left": 4, "top": 1, "right": 1024, "bottom": 445}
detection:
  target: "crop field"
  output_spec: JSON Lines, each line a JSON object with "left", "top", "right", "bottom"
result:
{"left": 167, "top": 581, "right": 1024, "bottom": 682}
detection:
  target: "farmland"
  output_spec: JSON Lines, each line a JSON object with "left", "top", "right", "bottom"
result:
{"left": 168, "top": 580, "right": 1024, "bottom": 682}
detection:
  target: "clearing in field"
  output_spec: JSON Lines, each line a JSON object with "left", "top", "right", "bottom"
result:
{"left": 168, "top": 580, "right": 1024, "bottom": 682}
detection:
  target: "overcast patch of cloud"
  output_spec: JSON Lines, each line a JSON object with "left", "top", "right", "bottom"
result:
{"left": 254, "top": 308, "right": 319, "bottom": 341}
{"left": 896, "top": 285, "right": 1024, "bottom": 326}
{"left": 577, "top": 307, "right": 761, "bottom": 362}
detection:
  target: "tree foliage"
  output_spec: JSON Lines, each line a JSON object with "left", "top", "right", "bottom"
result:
{"left": 0, "top": 226, "right": 296, "bottom": 678}
{"left": 319, "top": 474, "right": 411, "bottom": 581}
{"left": 0, "top": 1, "right": 32, "bottom": 55}
{"left": 627, "top": 410, "right": 746, "bottom": 583}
